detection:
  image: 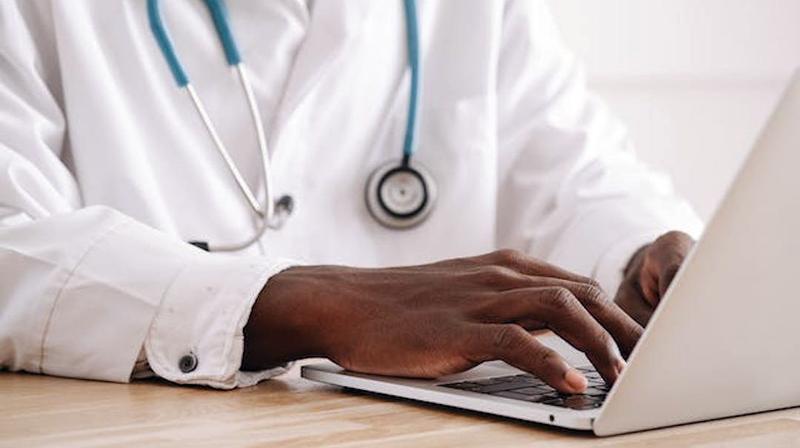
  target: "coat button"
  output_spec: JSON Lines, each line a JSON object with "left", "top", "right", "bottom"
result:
{"left": 178, "top": 353, "right": 198, "bottom": 373}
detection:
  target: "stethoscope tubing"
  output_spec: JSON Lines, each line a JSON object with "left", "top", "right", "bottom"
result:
{"left": 148, "top": 0, "right": 241, "bottom": 86}
{"left": 401, "top": 0, "right": 420, "bottom": 166}
{"left": 148, "top": 0, "right": 428, "bottom": 248}
{"left": 148, "top": 0, "right": 276, "bottom": 251}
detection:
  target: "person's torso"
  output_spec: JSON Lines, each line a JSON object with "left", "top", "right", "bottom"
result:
{"left": 56, "top": 0, "right": 504, "bottom": 266}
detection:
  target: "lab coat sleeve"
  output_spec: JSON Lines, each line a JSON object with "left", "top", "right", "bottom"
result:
{"left": 495, "top": 0, "right": 704, "bottom": 295}
{"left": 0, "top": 1, "right": 293, "bottom": 388}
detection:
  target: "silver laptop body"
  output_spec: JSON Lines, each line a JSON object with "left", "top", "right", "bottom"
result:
{"left": 302, "top": 70, "right": 800, "bottom": 436}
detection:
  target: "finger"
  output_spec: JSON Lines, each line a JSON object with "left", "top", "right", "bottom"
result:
{"left": 614, "top": 280, "right": 655, "bottom": 327}
{"left": 521, "top": 287, "right": 626, "bottom": 383}
{"left": 658, "top": 262, "right": 682, "bottom": 297}
{"left": 650, "top": 231, "right": 694, "bottom": 297}
{"left": 653, "top": 231, "right": 694, "bottom": 262}
{"left": 638, "top": 266, "right": 660, "bottom": 306}
{"left": 469, "top": 288, "right": 625, "bottom": 383}
{"left": 486, "top": 275, "right": 644, "bottom": 358}
{"left": 467, "top": 324, "right": 588, "bottom": 394}
{"left": 482, "top": 250, "right": 596, "bottom": 285}
{"left": 548, "top": 281, "right": 644, "bottom": 359}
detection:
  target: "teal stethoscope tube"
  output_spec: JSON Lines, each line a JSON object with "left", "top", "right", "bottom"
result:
{"left": 401, "top": 0, "right": 421, "bottom": 164}
{"left": 147, "top": 0, "right": 421, "bottom": 162}
{"left": 147, "top": 0, "right": 242, "bottom": 87}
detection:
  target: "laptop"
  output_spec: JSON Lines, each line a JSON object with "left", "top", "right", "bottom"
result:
{"left": 301, "top": 69, "right": 800, "bottom": 436}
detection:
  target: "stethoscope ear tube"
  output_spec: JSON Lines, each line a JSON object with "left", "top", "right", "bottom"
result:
{"left": 147, "top": 0, "right": 189, "bottom": 87}
{"left": 203, "top": 0, "right": 242, "bottom": 65}
{"left": 148, "top": 0, "right": 243, "bottom": 88}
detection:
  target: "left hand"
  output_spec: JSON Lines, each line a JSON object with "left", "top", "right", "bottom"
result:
{"left": 614, "top": 231, "right": 695, "bottom": 326}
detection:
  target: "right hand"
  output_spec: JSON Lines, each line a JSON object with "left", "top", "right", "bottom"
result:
{"left": 242, "top": 250, "right": 643, "bottom": 394}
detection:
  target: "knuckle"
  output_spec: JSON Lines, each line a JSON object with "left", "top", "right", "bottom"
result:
{"left": 492, "top": 249, "right": 524, "bottom": 265}
{"left": 533, "top": 346, "right": 557, "bottom": 368}
{"left": 594, "top": 329, "right": 614, "bottom": 348}
{"left": 663, "top": 230, "right": 687, "bottom": 241}
{"left": 581, "top": 284, "right": 608, "bottom": 305}
{"left": 547, "top": 287, "right": 577, "bottom": 309}
{"left": 656, "top": 230, "right": 691, "bottom": 248}
{"left": 584, "top": 278, "right": 602, "bottom": 289}
{"left": 626, "top": 322, "right": 645, "bottom": 343}
{"left": 569, "top": 323, "right": 613, "bottom": 355}
{"left": 474, "top": 265, "right": 513, "bottom": 287}
{"left": 492, "top": 325, "right": 526, "bottom": 352}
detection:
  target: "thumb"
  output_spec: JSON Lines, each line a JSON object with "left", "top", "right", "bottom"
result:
{"left": 658, "top": 262, "right": 682, "bottom": 297}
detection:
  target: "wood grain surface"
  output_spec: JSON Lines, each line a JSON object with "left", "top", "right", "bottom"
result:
{"left": 3, "top": 363, "right": 800, "bottom": 447}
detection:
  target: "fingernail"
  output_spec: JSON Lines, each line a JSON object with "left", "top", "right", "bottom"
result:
{"left": 564, "top": 368, "right": 587, "bottom": 392}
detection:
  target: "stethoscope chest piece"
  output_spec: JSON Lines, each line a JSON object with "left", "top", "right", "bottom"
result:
{"left": 366, "top": 159, "right": 437, "bottom": 229}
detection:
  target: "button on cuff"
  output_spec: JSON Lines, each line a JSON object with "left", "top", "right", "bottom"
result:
{"left": 178, "top": 353, "right": 198, "bottom": 373}
{"left": 144, "top": 255, "right": 300, "bottom": 389}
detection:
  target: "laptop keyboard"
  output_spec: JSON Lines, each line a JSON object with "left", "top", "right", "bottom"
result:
{"left": 440, "top": 366, "right": 608, "bottom": 410}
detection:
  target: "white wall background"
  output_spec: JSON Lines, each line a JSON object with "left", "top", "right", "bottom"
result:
{"left": 548, "top": 0, "right": 800, "bottom": 220}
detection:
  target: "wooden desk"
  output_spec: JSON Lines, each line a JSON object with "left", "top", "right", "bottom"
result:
{"left": 3, "top": 364, "right": 800, "bottom": 447}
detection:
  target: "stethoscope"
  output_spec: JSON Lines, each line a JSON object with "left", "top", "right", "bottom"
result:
{"left": 147, "top": 0, "right": 435, "bottom": 252}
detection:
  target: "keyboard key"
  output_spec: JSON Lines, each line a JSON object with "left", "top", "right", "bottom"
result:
{"left": 439, "top": 367, "right": 607, "bottom": 410}
{"left": 492, "top": 391, "right": 545, "bottom": 402}
{"left": 511, "top": 374, "right": 547, "bottom": 384}
{"left": 474, "top": 378, "right": 511, "bottom": 386}
{"left": 581, "top": 388, "right": 608, "bottom": 397}
{"left": 473, "top": 381, "right": 537, "bottom": 394}
{"left": 512, "top": 386, "right": 551, "bottom": 396}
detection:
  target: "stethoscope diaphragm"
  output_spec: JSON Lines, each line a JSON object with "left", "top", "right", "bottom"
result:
{"left": 365, "top": 159, "right": 436, "bottom": 229}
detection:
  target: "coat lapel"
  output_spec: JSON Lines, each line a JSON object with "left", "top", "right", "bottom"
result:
{"left": 269, "top": 0, "right": 375, "bottom": 153}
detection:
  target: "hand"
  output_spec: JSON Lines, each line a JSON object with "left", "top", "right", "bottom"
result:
{"left": 615, "top": 231, "right": 695, "bottom": 326}
{"left": 242, "top": 250, "right": 643, "bottom": 393}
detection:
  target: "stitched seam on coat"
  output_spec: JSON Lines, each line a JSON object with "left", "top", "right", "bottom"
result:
{"left": 140, "top": 260, "right": 193, "bottom": 379}
{"left": 146, "top": 259, "right": 291, "bottom": 388}
{"left": 37, "top": 219, "right": 131, "bottom": 374}
{"left": 145, "top": 259, "right": 261, "bottom": 383}
{"left": 219, "top": 262, "right": 286, "bottom": 383}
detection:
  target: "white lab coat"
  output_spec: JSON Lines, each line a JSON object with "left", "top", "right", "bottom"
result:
{"left": 0, "top": 0, "right": 702, "bottom": 388}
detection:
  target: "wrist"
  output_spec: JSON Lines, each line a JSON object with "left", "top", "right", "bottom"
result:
{"left": 241, "top": 266, "right": 327, "bottom": 371}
